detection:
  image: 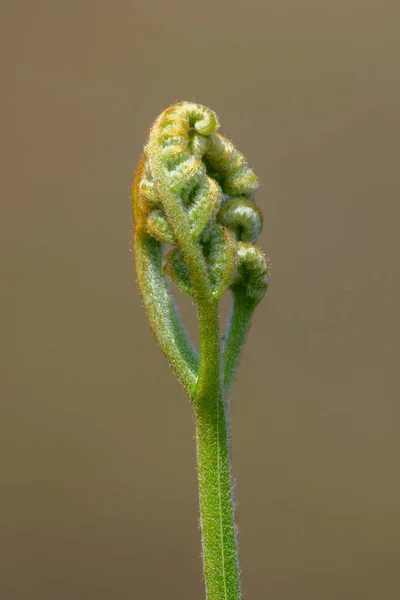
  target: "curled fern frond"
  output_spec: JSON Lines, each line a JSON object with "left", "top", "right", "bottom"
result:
{"left": 132, "top": 101, "right": 271, "bottom": 600}
{"left": 133, "top": 103, "right": 269, "bottom": 382}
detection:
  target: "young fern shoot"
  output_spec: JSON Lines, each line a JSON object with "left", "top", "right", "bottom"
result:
{"left": 132, "top": 102, "right": 270, "bottom": 600}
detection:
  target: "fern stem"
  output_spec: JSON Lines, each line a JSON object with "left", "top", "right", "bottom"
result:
{"left": 193, "top": 299, "right": 241, "bottom": 600}
{"left": 222, "top": 292, "right": 254, "bottom": 396}
{"left": 195, "top": 389, "right": 241, "bottom": 600}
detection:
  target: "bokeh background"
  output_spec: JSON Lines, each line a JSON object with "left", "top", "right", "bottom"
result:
{"left": 2, "top": 1, "right": 400, "bottom": 598}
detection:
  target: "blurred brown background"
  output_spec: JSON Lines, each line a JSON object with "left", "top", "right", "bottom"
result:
{"left": 1, "top": 1, "right": 400, "bottom": 598}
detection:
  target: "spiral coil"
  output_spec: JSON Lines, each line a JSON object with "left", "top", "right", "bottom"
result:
{"left": 135, "top": 102, "right": 269, "bottom": 307}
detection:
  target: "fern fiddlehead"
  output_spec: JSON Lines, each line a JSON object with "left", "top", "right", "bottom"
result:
{"left": 132, "top": 102, "right": 270, "bottom": 600}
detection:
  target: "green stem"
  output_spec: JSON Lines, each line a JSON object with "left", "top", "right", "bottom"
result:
{"left": 193, "top": 299, "right": 241, "bottom": 600}
{"left": 195, "top": 394, "right": 241, "bottom": 600}
{"left": 222, "top": 292, "right": 255, "bottom": 397}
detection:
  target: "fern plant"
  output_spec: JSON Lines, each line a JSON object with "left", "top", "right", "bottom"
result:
{"left": 132, "top": 102, "right": 270, "bottom": 600}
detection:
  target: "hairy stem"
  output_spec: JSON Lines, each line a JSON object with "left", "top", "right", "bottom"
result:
{"left": 193, "top": 299, "right": 241, "bottom": 600}
{"left": 222, "top": 292, "right": 255, "bottom": 396}
{"left": 195, "top": 391, "right": 240, "bottom": 600}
